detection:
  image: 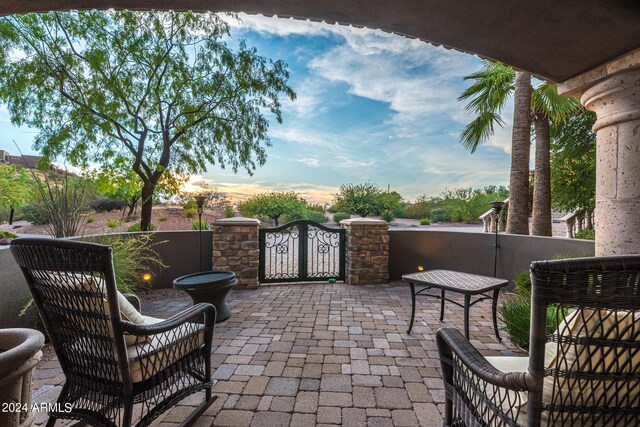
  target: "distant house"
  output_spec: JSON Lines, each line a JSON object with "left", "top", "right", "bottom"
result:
{"left": 0, "top": 149, "right": 55, "bottom": 170}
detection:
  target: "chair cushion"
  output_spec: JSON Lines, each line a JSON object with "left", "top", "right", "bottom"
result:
{"left": 126, "top": 316, "right": 205, "bottom": 383}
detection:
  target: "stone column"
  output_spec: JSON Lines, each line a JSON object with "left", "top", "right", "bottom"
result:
{"left": 212, "top": 217, "right": 260, "bottom": 289}
{"left": 559, "top": 55, "right": 640, "bottom": 256}
{"left": 340, "top": 218, "right": 389, "bottom": 285}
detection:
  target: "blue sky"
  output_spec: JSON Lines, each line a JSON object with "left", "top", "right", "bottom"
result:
{"left": 0, "top": 13, "right": 515, "bottom": 204}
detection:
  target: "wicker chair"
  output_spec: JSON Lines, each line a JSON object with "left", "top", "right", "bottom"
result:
{"left": 436, "top": 255, "right": 640, "bottom": 426}
{"left": 11, "top": 238, "right": 217, "bottom": 427}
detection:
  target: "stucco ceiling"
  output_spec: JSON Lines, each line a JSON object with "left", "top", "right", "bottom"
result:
{"left": 2, "top": 0, "right": 639, "bottom": 83}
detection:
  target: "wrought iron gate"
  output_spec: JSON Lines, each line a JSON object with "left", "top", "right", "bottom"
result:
{"left": 259, "top": 220, "right": 345, "bottom": 283}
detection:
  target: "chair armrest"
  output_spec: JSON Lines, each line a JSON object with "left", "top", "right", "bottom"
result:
{"left": 437, "top": 327, "right": 531, "bottom": 427}
{"left": 122, "top": 293, "right": 141, "bottom": 312}
{"left": 121, "top": 303, "right": 217, "bottom": 336}
{"left": 437, "top": 328, "right": 530, "bottom": 391}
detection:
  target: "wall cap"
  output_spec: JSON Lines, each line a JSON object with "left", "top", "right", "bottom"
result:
{"left": 213, "top": 217, "right": 261, "bottom": 226}
{"left": 340, "top": 218, "right": 389, "bottom": 226}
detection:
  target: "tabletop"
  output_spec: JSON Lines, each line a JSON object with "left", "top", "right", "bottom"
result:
{"left": 402, "top": 269, "right": 508, "bottom": 294}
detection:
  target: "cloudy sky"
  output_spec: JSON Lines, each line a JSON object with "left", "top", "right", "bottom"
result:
{"left": 0, "top": 13, "right": 515, "bottom": 204}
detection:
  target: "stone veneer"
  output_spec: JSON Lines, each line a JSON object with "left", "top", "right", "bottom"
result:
{"left": 212, "top": 217, "right": 260, "bottom": 289}
{"left": 340, "top": 218, "right": 389, "bottom": 285}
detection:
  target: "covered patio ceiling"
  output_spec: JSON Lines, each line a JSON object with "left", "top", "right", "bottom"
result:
{"left": 2, "top": 0, "right": 639, "bottom": 84}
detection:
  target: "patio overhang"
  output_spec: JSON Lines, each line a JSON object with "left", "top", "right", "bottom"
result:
{"left": 2, "top": 0, "right": 640, "bottom": 84}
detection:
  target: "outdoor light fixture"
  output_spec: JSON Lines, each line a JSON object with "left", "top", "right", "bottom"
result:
{"left": 417, "top": 265, "right": 425, "bottom": 271}
{"left": 195, "top": 195, "right": 207, "bottom": 272}
{"left": 491, "top": 201, "right": 505, "bottom": 277}
{"left": 142, "top": 273, "right": 152, "bottom": 282}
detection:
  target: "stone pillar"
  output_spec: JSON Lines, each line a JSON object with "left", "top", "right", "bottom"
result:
{"left": 212, "top": 217, "right": 260, "bottom": 289}
{"left": 559, "top": 55, "right": 640, "bottom": 256}
{"left": 340, "top": 218, "right": 389, "bottom": 285}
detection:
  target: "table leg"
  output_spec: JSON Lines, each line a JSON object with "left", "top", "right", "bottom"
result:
{"left": 407, "top": 282, "right": 416, "bottom": 334}
{"left": 492, "top": 288, "right": 502, "bottom": 341}
{"left": 463, "top": 294, "right": 471, "bottom": 340}
{"left": 440, "top": 289, "right": 445, "bottom": 322}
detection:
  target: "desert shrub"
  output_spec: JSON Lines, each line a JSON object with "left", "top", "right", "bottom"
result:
{"left": 332, "top": 212, "right": 351, "bottom": 223}
{"left": 0, "top": 231, "right": 19, "bottom": 239}
{"left": 91, "top": 196, "right": 126, "bottom": 212}
{"left": 430, "top": 208, "right": 452, "bottom": 223}
{"left": 184, "top": 207, "right": 196, "bottom": 218}
{"left": 158, "top": 215, "right": 168, "bottom": 222}
{"left": 97, "top": 233, "right": 166, "bottom": 294}
{"left": 223, "top": 206, "right": 235, "bottom": 218}
{"left": 419, "top": 218, "right": 431, "bottom": 225}
{"left": 86, "top": 214, "right": 95, "bottom": 223}
{"left": 192, "top": 219, "right": 210, "bottom": 230}
{"left": 106, "top": 219, "right": 119, "bottom": 229}
{"left": 20, "top": 203, "right": 50, "bottom": 224}
{"left": 127, "top": 222, "right": 156, "bottom": 232}
{"left": 574, "top": 229, "right": 595, "bottom": 240}
{"left": 405, "top": 202, "right": 431, "bottom": 219}
{"left": 381, "top": 210, "right": 395, "bottom": 222}
{"left": 514, "top": 271, "right": 532, "bottom": 297}
{"left": 305, "top": 210, "right": 328, "bottom": 223}
{"left": 500, "top": 296, "right": 566, "bottom": 349}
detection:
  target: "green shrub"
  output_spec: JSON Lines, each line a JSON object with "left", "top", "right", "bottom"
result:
{"left": 500, "top": 296, "right": 566, "bottom": 349}
{"left": 20, "top": 203, "right": 50, "bottom": 224}
{"left": 574, "top": 229, "right": 595, "bottom": 240}
{"left": 430, "top": 208, "right": 452, "bottom": 223}
{"left": 419, "top": 218, "right": 431, "bottom": 225}
{"left": 127, "top": 222, "right": 156, "bottom": 232}
{"left": 223, "top": 206, "right": 235, "bottom": 218}
{"left": 380, "top": 210, "right": 395, "bottom": 222}
{"left": 514, "top": 271, "right": 532, "bottom": 297}
{"left": 192, "top": 219, "right": 210, "bottom": 230}
{"left": 184, "top": 207, "right": 196, "bottom": 218}
{"left": 106, "top": 219, "right": 119, "bottom": 229}
{"left": 86, "top": 214, "right": 95, "bottom": 223}
{"left": 158, "top": 215, "right": 168, "bottom": 222}
{"left": 332, "top": 212, "right": 351, "bottom": 222}
{"left": 0, "top": 231, "right": 19, "bottom": 239}
{"left": 305, "top": 210, "right": 328, "bottom": 223}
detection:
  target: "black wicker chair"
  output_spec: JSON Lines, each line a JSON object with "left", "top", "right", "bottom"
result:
{"left": 11, "top": 238, "right": 217, "bottom": 427}
{"left": 436, "top": 255, "right": 640, "bottom": 426}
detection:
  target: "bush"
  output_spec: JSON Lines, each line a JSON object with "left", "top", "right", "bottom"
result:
{"left": 106, "top": 219, "right": 119, "bottom": 229}
{"left": 380, "top": 210, "right": 395, "bottom": 222}
{"left": 430, "top": 208, "right": 452, "bottom": 223}
{"left": 192, "top": 219, "right": 210, "bottom": 230}
{"left": 184, "top": 207, "right": 196, "bottom": 218}
{"left": 158, "top": 215, "right": 168, "bottom": 222}
{"left": 419, "top": 218, "right": 431, "bottom": 225}
{"left": 20, "top": 203, "right": 50, "bottom": 225}
{"left": 127, "top": 222, "right": 156, "bottom": 232}
{"left": 500, "top": 296, "right": 566, "bottom": 349}
{"left": 305, "top": 210, "right": 328, "bottom": 223}
{"left": 86, "top": 214, "right": 95, "bottom": 223}
{"left": 0, "top": 231, "right": 19, "bottom": 239}
{"left": 91, "top": 197, "right": 126, "bottom": 212}
{"left": 332, "top": 212, "right": 351, "bottom": 223}
{"left": 223, "top": 206, "right": 235, "bottom": 218}
{"left": 575, "top": 229, "right": 595, "bottom": 240}
{"left": 514, "top": 271, "right": 532, "bottom": 297}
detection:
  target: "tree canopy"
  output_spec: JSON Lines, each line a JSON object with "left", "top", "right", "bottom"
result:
{"left": 238, "top": 191, "right": 307, "bottom": 226}
{"left": 0, "top": 164, "right": 34, "bottom": 215}
{"left": 0, "top": 11, "right": 296, "bottom": 230}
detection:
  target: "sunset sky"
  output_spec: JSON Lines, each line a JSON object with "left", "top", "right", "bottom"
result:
{"left": 0, "top": 13, "right": 515, "bottom": 204}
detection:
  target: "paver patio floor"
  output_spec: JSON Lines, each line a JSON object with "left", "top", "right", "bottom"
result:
{"left": 31, "top": 282, "right": 521, "bottom": 426}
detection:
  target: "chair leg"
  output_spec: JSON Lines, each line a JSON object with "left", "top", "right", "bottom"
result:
{"left": 122, "top": 401, "right": 134, "bottom": 427}
{"left": 46, "top": 382, "right": 71, "bottom": 427}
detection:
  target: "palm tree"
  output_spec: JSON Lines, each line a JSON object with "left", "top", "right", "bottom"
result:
{"left": 459, "top": 61, "right": 581, "bottom": 236}
{"left": 459, "top": 62, "right": 530, "bottom": 235}
{"left": 530, "top": 84, "right": 582, "bottom": 235}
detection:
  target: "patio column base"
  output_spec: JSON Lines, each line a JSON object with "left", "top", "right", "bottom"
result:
{"left": 560, "top": 54, "right": 640, "bottom": 256}
{"left": 340, "top": 218, "right": 389, "bottom": 285}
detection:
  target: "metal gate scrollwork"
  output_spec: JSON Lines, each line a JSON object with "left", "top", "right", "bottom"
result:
{"left": 259, "top": 220, "right": 345, "bottom": 283}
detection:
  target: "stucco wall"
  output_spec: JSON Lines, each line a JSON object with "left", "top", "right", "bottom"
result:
{"left": 389, "top": 230, "right": 595, "bottom": 288}
{"left": 0, "top": 230, "right": 212, "bottom": 329}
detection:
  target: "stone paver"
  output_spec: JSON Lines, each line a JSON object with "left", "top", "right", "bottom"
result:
{"left": 31, "top": 282, "right": 518, "bottom": 426}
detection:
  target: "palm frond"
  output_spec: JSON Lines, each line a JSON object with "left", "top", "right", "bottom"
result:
{"left": 460, "top": 111, "right": 506, "bottom": 153}
{"left": 531, "top": 83, "right": 583, "bottom": 123}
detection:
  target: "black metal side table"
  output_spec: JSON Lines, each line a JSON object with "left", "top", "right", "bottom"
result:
{"left": 173, "top": 271, "right": 237, "bottom": 323}
{"left": 402, "top": 269, "right": 508, "bottom": 340}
